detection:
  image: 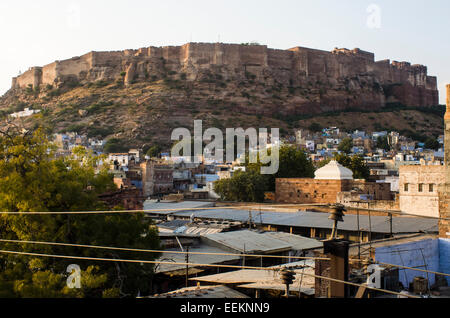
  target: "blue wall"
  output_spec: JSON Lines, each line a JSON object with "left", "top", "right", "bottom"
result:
{"left": 375, "top": 239, "right": 440, "bottom": 287}
{"left": 439, "top": 239, "right": 450, "bottom": 285}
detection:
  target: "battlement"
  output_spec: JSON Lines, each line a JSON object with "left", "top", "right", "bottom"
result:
{"left": 332, "top": 47, "right": 375, "bottom": 61}
{"left": 10, "top": 42, "right": 439, "bottom": 107}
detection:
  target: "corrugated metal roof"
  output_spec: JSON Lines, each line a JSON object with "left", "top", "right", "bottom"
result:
{"left": 155, "top": 245, "right": 241, "bottom": 274}
{"left": 264, "top": 232, "right": 323, "bottom": 250}
{"left": 149, "top": 285, "right": 249, "bottom": 298}
{"left": 192, "top": 265, "right": 315, "bottom": 289}
{"left": 144, "top": 200, "right": 216, "bottom": 214}
{"left": 203, "top": 230, "right": 292, "bottom": 254}
{"left": 158, "top": 209, "right": 438, "bottom": 234}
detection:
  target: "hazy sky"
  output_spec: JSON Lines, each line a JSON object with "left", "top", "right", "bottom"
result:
{"left": 0, "top": 0, "right": 448, "bottom": 103}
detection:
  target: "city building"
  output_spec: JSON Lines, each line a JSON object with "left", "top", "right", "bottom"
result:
{"left": 399, "top": 165, "right": 444, "bottom": 218}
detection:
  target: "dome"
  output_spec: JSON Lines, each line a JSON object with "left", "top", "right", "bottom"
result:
{"left": 314, "top": 160, "right": 353, "bottom": 180}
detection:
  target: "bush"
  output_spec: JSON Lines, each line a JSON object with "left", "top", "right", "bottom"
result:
{"left": 104, "top": 138, "right": 128, "bottom": 153}
{"left": 87, "top": 126, "right": 114, "bottom": 138}
{"left": 308, "top": 123, "right": 322, "bottom": 133}
{"left": 66, "top": 124, "right": 86, "bottom": 133}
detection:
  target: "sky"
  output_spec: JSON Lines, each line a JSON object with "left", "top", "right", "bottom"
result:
{"left": 0, "top": 0, "right": 448, "bottom": 103}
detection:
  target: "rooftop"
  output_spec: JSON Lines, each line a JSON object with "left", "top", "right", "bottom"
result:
{"left": 149, "top": 285, "right": 249, "bottom": 298}
{"left": 150, "top": 208, "right": 438, "bottom": 235}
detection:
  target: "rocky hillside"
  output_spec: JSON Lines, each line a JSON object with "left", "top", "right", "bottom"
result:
{"left": 0, "top": 75, "right": 444, "bottom": 152}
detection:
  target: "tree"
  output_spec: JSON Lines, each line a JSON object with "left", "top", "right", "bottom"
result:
{"left": 424, "top": 137, "right": 440, "bottom": 150}
{"left": 146, "top": 145, "right": 162, "bottom": 158}
{"left": 214, "top": 169, "right": 270, "bottom": 202}
{"left": 104, "top": 138, "right": 127, "bottom": 153}
{"left": 318, "top": 153, "right": 370, "bottom": 180}
{"left": 214, "top": 145, "right": 315, "bottom": 202}
{"left": 338, "top": 137, "right": 353, "bottom": 154}
{"left": 308, "top": 123, "right": 322, "bottom": 133}
{"left": 0, "top": 127, "right": 160, "bottom": 298}
{"left": 376, "top": 136, "right": 390, "bottom": 151}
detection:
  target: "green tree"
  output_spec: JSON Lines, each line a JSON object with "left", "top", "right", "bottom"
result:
{"left": 146, "top": 145, "right": 162, "bottom": 158}
{"left": 318, "top": 153, "right": 370, "bottom": 180}
{"left": 376, "top": 136, "right": 390, "bottom": 151}
{"left": 214, "top": 145, "right": 315, "bottom": 202}
{"left": 338, "top": 137, "right": 353, "bottom": 154}
{"left": 308, "top": 123, "right": 322, "bottom": 133}
{"left": 104, "top": 138, "right": 128, "bottom": 153}
{"left": 424, "top": 137, "right": 440, "bottom": 150}
{"left": 214, "top": 169, "right": 270, "bottom": 202}
{"left": 0, "top": 127, "right": 160, "bottom": 298}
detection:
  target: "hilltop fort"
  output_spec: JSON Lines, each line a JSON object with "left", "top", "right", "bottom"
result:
{"left": 11, "top": 43, "right": 438, "bottom": 112}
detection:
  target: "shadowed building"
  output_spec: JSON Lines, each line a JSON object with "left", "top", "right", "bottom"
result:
{"left": 439, "top": 84, "right": 450, "bottom": 239}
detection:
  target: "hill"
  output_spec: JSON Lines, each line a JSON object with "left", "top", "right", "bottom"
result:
{"left": 0, "top": 43, "right": 443, "bottom": 151}
{"left": 0, "top": 78, "right": 444, "bottom": 151}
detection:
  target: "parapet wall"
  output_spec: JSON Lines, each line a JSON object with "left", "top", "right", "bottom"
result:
{"left": 10, "top": 42, "right": 439, "bottom": 107}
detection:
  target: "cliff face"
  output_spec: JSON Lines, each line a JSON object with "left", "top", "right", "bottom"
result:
{"left": 10, "top": 43, "right": 439, "bottom": 114}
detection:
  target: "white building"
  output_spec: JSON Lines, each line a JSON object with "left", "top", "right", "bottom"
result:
{"left": 10, "top": 108, "right": 41, "bottom": 118}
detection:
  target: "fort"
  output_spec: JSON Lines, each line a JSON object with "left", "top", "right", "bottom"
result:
{"left": 11, "top": 42, "right": 439, "bottom": 110}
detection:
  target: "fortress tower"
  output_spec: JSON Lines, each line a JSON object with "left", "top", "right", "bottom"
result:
{"left": 439, "top": 84, "right": 450, "bottom": 238}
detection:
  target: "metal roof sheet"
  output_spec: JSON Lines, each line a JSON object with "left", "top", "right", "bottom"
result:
{"left": 163, "top": 209, "right": 438, "bottom": 234}
{"left": 263, "top": 232, "right": 323, "bottom": 250}
{"left": 155, "top": 245, "right": 241, "bottom": 274}
{"left": 144, "top": 200, "right": 216, "bottom": 214}
{"left": 150, "top": 285, "right": 249, "bottom": 298}
{"left": 203, "top": 230, "right": 292, "bottom": 254}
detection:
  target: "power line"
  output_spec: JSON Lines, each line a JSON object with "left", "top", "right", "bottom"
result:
{"left": 2, "top": 238, "right": 448, "bottom": 279}
{"left": 0, "top": 239, "right": 330, "bottom": 261}
{"left": 0, "top": 249, "right": 420, "bottom": 298}
{"left": 371, "top": 260, "right": 450, "bottom": 278}
{"left": 0, "top": 204, "right": 448, "bottom": 221}
{"left": 0, "top": 205, "right": 306, "bottom": 215}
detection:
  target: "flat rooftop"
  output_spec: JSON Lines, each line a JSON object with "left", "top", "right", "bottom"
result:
{"left": 150, "top": 208, "right": 438, "bottom": 234}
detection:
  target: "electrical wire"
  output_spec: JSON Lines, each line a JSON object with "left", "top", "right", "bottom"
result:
{"left": 0, "top": 239, "right": 330, "bottom": 261}
{"left": 0, "top": 204, "right": 448, "bottom": 221}
{"left": 0, "top": 248, "right": 420, "bottom": 298}
{"left": 0, "top": 204, "right": 324, "bottom": 215}
{"left": 2, "top": 238, "right": 448, "bottom": 278}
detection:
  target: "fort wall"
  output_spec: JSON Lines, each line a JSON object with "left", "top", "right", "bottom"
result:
{"left": 10, "top": 42, "right": 439, "bottom": 107}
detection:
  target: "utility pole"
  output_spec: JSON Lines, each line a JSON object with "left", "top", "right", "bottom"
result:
{"left": 324, "top": 240, "right": 350, "bottom": 298}
{"left": 389, "top": 213, "right": 393, "bottom": 237}
{"left": 185, "top": 246, "right": 189, "bottom": 288}
{"left": 324, "top": 204, "right": 349, "bottom": 298}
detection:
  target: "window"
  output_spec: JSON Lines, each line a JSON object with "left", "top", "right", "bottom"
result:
{"left": 418, "top": 184, "right": 423, "bottom": 193}
{"left": 429, "top": 184, "right": 434, "bottom": 192}
{"left": 404, "top": 184, "right": 409, "bottom": 192}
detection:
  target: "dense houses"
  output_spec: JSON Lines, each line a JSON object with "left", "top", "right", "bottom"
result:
{"left": 49, "top": 126, "right": 450, "bottom": 298}
{"left": 51, "top": 126, "right": 446, "bottom": 218}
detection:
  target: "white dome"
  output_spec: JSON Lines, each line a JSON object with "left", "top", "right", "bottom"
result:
{"left": 314, "top": 160, "right": 354, "bottom": 180}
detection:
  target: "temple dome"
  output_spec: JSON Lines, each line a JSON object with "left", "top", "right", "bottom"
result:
{"left": 314, "top": 160, "right": 354, "bottom": 180}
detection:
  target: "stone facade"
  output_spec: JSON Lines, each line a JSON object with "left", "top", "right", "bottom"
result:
{"left": 11, "top": 43, "right": 439, "bottom": 111}
{"left": 276, "top": 178, "right": 353, "bottom": 204}
{"left": 141, "top": 160, "right": 174, "bottom": 198}
{"left": 399, "top": 165, "right": 444, "bottom": 218}
{"left": 276, "top": 178, "right": 391, "bottom": 205}
{"left": 98, "top": 188, "right": 144, "bottom": 211}
{"left": 439, "top": 84, "right": 450, "bottom": 238}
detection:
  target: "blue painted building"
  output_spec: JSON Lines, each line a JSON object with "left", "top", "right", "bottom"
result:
{"left": 375, "top": 238, "right": 450, "bottom": 287}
